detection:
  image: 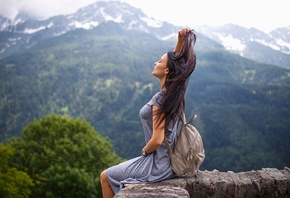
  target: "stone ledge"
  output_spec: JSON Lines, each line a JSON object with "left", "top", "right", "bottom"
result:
{"left": 114, "top": 167, "right": 290, "bottom": 198}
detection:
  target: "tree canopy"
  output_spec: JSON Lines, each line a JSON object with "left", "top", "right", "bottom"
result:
{"left": 7, "top": 114, "right": 123, "bottom": 197}
{"left": 0, "top": 144, "right": 34, "bottom": 198}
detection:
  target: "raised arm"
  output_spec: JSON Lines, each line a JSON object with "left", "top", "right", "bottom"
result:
{"left": 174, "top": 28, "right": 191, "bottom": 53}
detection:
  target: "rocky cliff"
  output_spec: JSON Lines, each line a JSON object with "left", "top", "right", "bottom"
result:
{"left": 115, "top": 167, "right": 290, "bottom": 198}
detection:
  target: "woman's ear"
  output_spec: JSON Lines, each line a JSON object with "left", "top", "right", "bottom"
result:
{"left": 164, "top": 68, "right": 169, "bottom": 75}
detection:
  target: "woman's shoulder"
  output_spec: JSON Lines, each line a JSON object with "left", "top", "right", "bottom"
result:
{"left": 148, "top": 91, "right": 165, "bottom": 106}
{"left": 154, "top": 91, "right": 165, "bottom": 98}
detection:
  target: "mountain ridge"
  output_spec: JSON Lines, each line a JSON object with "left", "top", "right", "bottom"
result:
{"left": 197, "top": 24, "right": 290, "bottom": 68}
{"left": 0, "top": 0, "right": 290, "bottom": 69}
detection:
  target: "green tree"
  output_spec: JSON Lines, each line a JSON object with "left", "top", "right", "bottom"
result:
{"left": 8, "top": 114, "right": 123, "bottom": 198}
{"left": 0, "top": 144, "right": 34, "bottom": 198}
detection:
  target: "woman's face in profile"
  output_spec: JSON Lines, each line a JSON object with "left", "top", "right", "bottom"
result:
{"left": 152, "top": 53, "right": 168, "bottom": 79}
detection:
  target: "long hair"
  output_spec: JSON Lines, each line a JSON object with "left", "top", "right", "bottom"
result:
{"left": 156, "top": 30, "right": 197, "bottom": 126}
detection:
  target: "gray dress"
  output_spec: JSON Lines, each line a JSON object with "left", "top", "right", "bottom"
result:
{"left": 106, "top": 91, "right": 178, "bottom": 194}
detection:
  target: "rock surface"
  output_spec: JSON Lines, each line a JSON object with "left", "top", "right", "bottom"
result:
{"left": 114, "top": 167, "right": 290, "bottom": 198}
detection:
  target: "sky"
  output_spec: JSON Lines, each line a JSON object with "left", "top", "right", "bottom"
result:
{"left": 0, "top": 0, "right": 289, "bottom": 33}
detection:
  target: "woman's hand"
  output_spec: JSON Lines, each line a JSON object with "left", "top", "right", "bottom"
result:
{"left": 175, "top": 27, "right": 191, "bottom": 53}
{"left": 178, "top": 27, "right": 191, "bottom": 40}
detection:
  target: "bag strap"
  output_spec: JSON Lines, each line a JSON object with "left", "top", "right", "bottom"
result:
{"left": 179, "top": 111, "right": 197, "bottom": 125}
{"left": 164, "top": 136, "right": 174, "bottom": 155}
{"left": 188, "top": 114, "right": 197, "bottom": 124}
{"left": 164, "top": 112, "right": 184, "bottom": 155}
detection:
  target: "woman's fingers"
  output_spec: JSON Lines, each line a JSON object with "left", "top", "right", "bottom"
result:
{"left": 178, "top": 28, "right": 191, "bottom": 37}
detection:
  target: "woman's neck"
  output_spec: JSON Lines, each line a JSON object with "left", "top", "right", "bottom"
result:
{"left": 159, "top": 77, "right": 166, "bottom": 91}
{"left": 160, "top": 83, "right": 166, "bottom": 91}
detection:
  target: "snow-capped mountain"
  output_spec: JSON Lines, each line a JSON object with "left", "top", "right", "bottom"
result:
{"left": 0, "top": 0, "right": 290, "bottom": 68}
{"left": 0, "top": 1, "right": 169, "bottom": 34}
{"left": 196, "top": 24, "right": 290, "bottom": 68}
{"left": 197, "top": 24, "right": 290, "bottom": 54}
{"left": 0, "top": 1, "right": 179, "bottom": 59}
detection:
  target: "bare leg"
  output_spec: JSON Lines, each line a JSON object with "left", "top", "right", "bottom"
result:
{"left": 100, "top": 170, "right": 114, "bottom": 198}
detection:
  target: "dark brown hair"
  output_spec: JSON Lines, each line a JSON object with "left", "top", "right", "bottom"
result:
{"left": 156, "top": 30, "right": 196, "bottom": 126}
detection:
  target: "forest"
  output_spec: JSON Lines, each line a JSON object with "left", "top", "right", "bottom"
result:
{"left": 0, "top": 22, "right": 290, "bottom": 197}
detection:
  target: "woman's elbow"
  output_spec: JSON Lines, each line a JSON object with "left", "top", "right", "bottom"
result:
{"left": 152, "top": 139, "right": 163, "bottom": 148}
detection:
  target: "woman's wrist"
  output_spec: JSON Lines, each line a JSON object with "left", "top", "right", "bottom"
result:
{"left": 141, "top": 148, "right": 147, "bottom": 156}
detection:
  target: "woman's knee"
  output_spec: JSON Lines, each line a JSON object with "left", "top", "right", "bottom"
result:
{"left": 100, "top": 170, "right": 108, "bottom": 184}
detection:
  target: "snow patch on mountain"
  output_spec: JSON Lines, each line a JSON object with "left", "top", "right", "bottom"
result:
{"left": 70, "top": 21, "right": 99, "bottom": 30}
{"left": 141, "top": 17, "right": 162, "bottom": 28}
{"left": 24, "top": 26, "right": 46, "bottom": 34}
{"left": 100, "top": 7, "right": 123, "bottom": 23}
{"left": 161, "top": 33, "right": 176, "bottom": 41}
{"left": 217, "top": 33, "right": 246, "bottom": 52}
{"left": 127, "top": 20, "right": 137, "bottom": 29}
{"left": 275, "top": 38, "right": 290, "bottom": 54}
{"left": 257, "top": 39, "right": 281, "bottom": 51}
{"left": 0, "top": 19, "right": 11, "bottom": 30}
{"left": 53, "top": 31, "right": 67, "bottom": 37}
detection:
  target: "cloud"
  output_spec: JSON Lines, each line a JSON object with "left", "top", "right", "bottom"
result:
{"left": 0, "top": 0, "right": 97, "bottom": 19}
{"left": 0, "top": 0, "right": 19, "bottom": 18}
{"left": 125, "top": 0, "right": 290, "bottom": 32}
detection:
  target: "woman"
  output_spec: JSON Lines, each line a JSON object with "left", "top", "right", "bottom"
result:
{"left": 100, "top": 27, "right": 196, "bottom": 197}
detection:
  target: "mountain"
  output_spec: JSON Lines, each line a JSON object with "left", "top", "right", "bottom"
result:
{"left": 196, "top": 24, "right": 290, "bottom": 68}
{"left": 1, "top": 21, "right": 290, "bottom": 172}
{"left": 0, "top": 21, "right": 173, "bottom": 155}
{"left": 0, "top": 1, "right": 180, "bottom": 59}
{"left": 1, "top": 0, "right": 290, "bottom": 70}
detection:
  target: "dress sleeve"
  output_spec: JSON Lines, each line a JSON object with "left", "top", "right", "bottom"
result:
{"left": 147, "top": 91, "right": 164, "bottom": 107}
